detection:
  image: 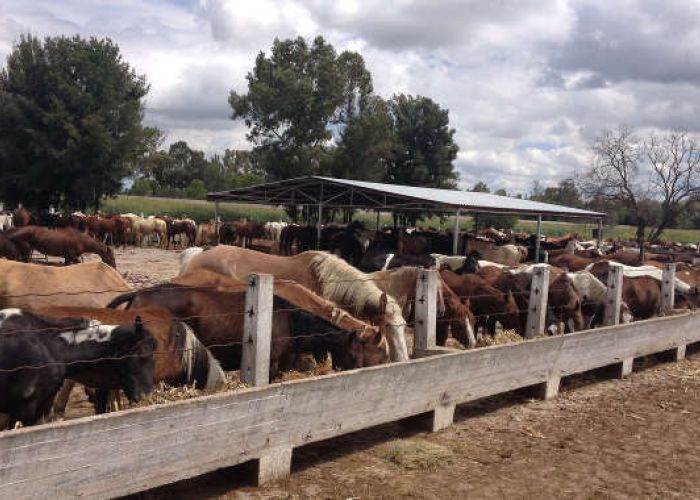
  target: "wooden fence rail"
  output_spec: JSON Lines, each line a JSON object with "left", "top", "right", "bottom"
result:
{"left": 1, "top": 309, "right": 697, "bottom": 498}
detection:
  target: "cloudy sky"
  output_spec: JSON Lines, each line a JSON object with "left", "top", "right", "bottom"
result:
{"left": 2, "top": 0, "right": 699, "bottom": 194}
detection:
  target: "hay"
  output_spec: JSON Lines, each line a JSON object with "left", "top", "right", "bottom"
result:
{"left": 274, "top": 354, "right": 334, "bottom": 382}
{"left": 475, "top": 329, "right": 523, "bottom": 348}
{"left": 128, "top": 372, "right": 246, "bottom": 408}
{"left": 375, "top": 438, "right": 454, "bottom": 471}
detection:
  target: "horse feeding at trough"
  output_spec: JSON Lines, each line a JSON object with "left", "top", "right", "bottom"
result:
{"left": 35, "top": 306, "right": 226, "bottom": 414}
{"left": 0, "top": 260, "right": 130, "bottom": 310}
{"left": 171, "top": 269, "right": 389, "bottom": 366}
{"left": 7, "top": 225, "right": 116, "bottom": 267}
{"left": 0, "top": 309, "right": 155, "bottom": 429}
{"left": 107, "top": 284, "right": 374, "bottom": 376}
{"left": 368, "top": 267, "right": 477, "bottom": 348}
{"left": 179, "top": 246, "right": 410, "bottom": 362}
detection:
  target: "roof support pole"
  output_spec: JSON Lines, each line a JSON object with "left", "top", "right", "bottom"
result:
{"left": 535, "top": 214, "right": 542, "bottom": 263}
{"left": 597, "top": 218, "right": 603, "bottom": 249}
{"left": 376, "top": 210, "right": 381, "bottom": 230}
{"left": 214, "top": 201, "right": 220, "bottom": 244}
{"left": 452, "top": 210, "right": 461, "bottom": 256}
{"left": 316, "top": 203, "right": 322, "bottom": 250}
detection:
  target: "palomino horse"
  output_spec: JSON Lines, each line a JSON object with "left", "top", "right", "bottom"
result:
{"left": 133, "top": 217, "right": 167, "bottom": 247}
{"left": 369, "top": 267, "right": 477, "bottom": 349}
{"left": 171, "top": 269, "right": 388, "bottom": 366}
{"left": 180, "top": 246, "right": 410, "bottom": 362}
{"left": 0, "top": 260, "right": 130, "bottom": 310}
{"left": 107, "top": 284, "right": 371, "bottom": 375}
{"left": 0, "top": 309, "right": 155, "bottom": 429}
{"left": 36, "top": 306, "right": 226, "bottom": 414}
{"left": 7, "top": 226, "right": 116, "bottom": 267}
{"left": 464, "top": 237, "right": 528, "bottom": 266}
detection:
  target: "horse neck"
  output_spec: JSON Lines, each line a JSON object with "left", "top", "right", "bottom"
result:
{"left": 47, "top": 332, "right": 125, "bottom": 376}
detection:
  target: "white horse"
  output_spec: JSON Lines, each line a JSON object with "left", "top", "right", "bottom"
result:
{"left": 0, "top": 214, "right": 13, "bottom": 231}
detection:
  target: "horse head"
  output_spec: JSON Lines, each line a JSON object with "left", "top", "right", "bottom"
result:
{"left": 113, "top": 316, "right": 156, "bottom": 403}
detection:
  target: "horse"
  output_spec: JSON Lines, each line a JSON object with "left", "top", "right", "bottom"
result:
{"left": 107, "top": 284, "right": 371, "bottom": 375}
{"left": 133, "top": 217, "right": 167, "bottom": 247}
{"left": 12, "top": 207, "right": 33, "bottom": 227}
{"left": 7, "top": 226, "right": 116, "bottom": 267}
{"left": 35, "top": 306, "right": 226, "bottom": 415}
{"left": 369, "top": 267, "right": 476, "bottom": 349}
{"left": 166, "top": 219, "right": 197, "bottom": 249}
{"left": 196, "top": 222, "right": 219, "bottom": 246}
{"left": 171, "top": 269, "right": 388, "bottom": 365}
{"left": 463, "top": 237, "right": 527, "bottom": 266}
{"left": 0, "top": 309, "right": 155, "bottom": 429}
{"left": 548, "top": 253, "right": 600, "bottom": 271}
{"left": 0, "top": 232, "right": 23, "bottom": 261}
{"left": 180, "top": 246, "right": 410, "bottom": 362}
{"left": 0, "top": 260, "right": 130, "bottom": 310}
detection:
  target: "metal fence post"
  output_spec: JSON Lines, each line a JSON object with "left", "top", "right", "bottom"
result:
{"left": 241, "top": 273, "right": 274, "bottom": 386}
{"left": 604, "top": 262, "right": 623, "bottom": 326}
{"left": 661, "top": 263, "right": 676, "bottom": 314}
{"left": 414, "top": 269, "right": 438, "bottom": 356}
{"left": 525, "top": 264, "right": 550, "bottom": 338}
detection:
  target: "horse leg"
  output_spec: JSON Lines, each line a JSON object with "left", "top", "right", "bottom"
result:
{"left": 94, "top": 389, "right": 109, "bottom": 414}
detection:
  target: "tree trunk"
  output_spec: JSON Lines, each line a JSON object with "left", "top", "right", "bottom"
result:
{"left": 636, "top": 220, "right": 646, "bottom": 264}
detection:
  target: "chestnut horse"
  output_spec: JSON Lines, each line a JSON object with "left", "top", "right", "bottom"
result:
{"left": 7, "top": 226, "right": 116, "bottom": 267}
{"left": 171, "top": 269, "right": 388, "bottom": 366}
{"left": 107, "top": 284, "right": 370, "bottom": 375}
{"left": 369, "top": 267, "right": 476, "bottom": 349}
{"left": 180, "top": 246, "right": 410, "bottom": 362}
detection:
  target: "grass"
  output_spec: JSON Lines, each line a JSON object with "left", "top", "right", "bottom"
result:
{"left": 102, "top": 195, "right": 700, "bottom": 244}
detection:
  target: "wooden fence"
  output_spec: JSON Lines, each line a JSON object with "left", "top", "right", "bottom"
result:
{"left": 0, "top": 265, "right": 695, "bottom": 498}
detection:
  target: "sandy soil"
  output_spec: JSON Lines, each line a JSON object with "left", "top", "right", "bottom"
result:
{"left": 43, "top": 248, "right": 700, "bottom": 498}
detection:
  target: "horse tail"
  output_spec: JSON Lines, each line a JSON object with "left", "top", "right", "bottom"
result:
{"left": 106, "top": 291, "right": 139, "bottom": 309}
{"left": 180, "top": 323, "right": 226, "bottom": 390}
{"left": 179, "top": 247, "right": 204, "bottom": 275}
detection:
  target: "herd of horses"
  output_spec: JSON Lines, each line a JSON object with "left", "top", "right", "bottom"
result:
{"left": 2, "top": 205, "right": 700, "bottom": 431}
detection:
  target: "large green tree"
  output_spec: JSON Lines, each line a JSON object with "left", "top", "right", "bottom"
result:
{"left": 385, "top": 94, "right": 459, "bottom": 188}
{"left": 0, "top": 34, "right": 150, "bottom": 210}
{"left": 229, "top": 36, "right": 372, "bottom": 180}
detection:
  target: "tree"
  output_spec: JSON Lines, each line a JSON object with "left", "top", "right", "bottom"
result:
{"left": 472, "top": 181, "right": 490, "bottom": 193}
{"left": 330, "top": 97, "right": 394, "bottom": 181}
{"left": 530, "top": 178, "right": 583, "bottom": 208}
{"left": 229, "top": 36, "right": 370, "bottom": 180}
{"left": 130, "top": 177, "right": 154, "bottom": 196}
{"left": 470, "top": 185, "right": 518, "bottom": 230}
{"left": 185, "top": 179, "right": 207, "bottom": 200}
{"left": 385, "top": 94, "right": 459, "bottom": 188}
{"left": 582, "top": 126, "right": 700, "bottom": 245}
{"left": 0, "top": 34, "right": 150, "bottom": 210}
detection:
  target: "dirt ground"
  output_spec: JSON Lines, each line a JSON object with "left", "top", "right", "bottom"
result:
{"left": 49, "top": 248, "right": 700, "bottom": 499}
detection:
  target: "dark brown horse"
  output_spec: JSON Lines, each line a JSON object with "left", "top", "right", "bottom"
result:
{"left": 107, "top": 284, "right": 375, "bottom": 376}
{"left": 8, "top": 226, "right": 116, "bottom": 267}
{"left": 167, "top": 219, "right": 196, "bottom": 249}
{"left": 440, "top": 269, "right": 521, "bottom": 336}
{"left": 12, "top": 207, "right": 33, "bottom": 227}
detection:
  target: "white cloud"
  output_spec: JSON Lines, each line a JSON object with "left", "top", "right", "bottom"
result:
{"left": 2, "top": 0, "right": 700, "bottom": 192}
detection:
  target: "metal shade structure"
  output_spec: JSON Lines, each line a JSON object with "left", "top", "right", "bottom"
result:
{"left": 209, "top": 176, "right": 604, "bottom": 218}
{"left": 208, "top": 176, "right": 605, "bottom": 258}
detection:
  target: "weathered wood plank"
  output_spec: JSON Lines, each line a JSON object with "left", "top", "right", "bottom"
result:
{"left": 413, "top": 269, "right": 438, "bottom": 353}
{"left": 241, "top": 273, "right": 274, "bottom": 386}
{"left": 661, "top": 263, "right": 676, "bottom": 314}
{"left": 525, "top": 264, "right": 550, "bottom": 338}
{"left": 618, "top": 357, "right": 634, "bottom": 378}
{"left": 1, "top": 312, "right": 698, "bottom": 498}
{"left": 604, "top": 262, "right": 623, "bottom": 326}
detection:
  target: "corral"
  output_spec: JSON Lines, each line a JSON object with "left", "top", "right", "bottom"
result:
{"left": 1, "top": 247, "right": 699, "bottom": 498}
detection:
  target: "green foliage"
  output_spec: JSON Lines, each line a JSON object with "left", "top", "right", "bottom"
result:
{"left": 470, "top": 186, "right": 518, "bottom": 230}
{"left": 185, "top": 179, "right": 207, "bottom": 200}
{"left": 385, "top": 94, "right": 459, "bottom": 188}
{"left": 530, "top": 178, "right": 583, "bottom": 208}
{"left": 130, "top": 177, "right": 154, "bottom": 196}
{"left": 0, "top": 34, "right": 150, "bottom": 210}
{"left": 472, "top": 181, "right": 490, "bottom": 192}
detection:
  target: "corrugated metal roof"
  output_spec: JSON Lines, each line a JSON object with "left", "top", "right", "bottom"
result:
{"left": 208, "top": 176, "right": 604, "bottom": 218}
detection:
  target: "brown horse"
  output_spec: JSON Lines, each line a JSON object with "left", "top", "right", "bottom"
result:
{"left": 8, "top": 226, "right": 116, "bottom": 267}
{"left": 548, "top": 253, "right": 600, "bottom": 271}
{"left": 167, "top": 219, "right": 196, "bottom": 249}
{"left": 369, "top": 267, "right": 476, "bottom": 349}
{"left": 35, "top": 306, "right": 226, "bottom": 414}
{"left": 440, "top": 269, "right": 521, "bottom": 336}
{"left": 180, "top": 246, "right": 410, "bottom": 362}
{"left": 0, "top": 260, "right": 130, "bottom": 310}
{"left": 0, "top": 232, "right": 23, "bottom": 261}
{"left": 12, "top": 207, "right": 33, "bottom": 227}
{"left": 172, "top": 269, "right": 387, "bottom": 365}
{"left": 107, "top": 284, "right": 372, "bottom": 375}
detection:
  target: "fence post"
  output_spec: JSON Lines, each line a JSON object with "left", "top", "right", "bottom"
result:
{"left": 241, "top": 273, "right": 274, "bottom": 386}
{"left": 414, "top": 269, "right": 438, "bottom": 356}
{"left": 525, "top": 264, "right": 550, "bottom": 338}
{"left": 604, "top": 262, "right": 624, "bottom": 327}
{"left": 661, "top": 263, "right": 676, "bottom": 314}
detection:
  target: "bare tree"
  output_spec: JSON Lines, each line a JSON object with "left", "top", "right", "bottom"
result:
{"left": 581, "top": 126, "right": 700, "bottom": 256}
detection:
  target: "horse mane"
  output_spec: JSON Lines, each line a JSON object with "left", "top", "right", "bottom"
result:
{"left": 307, "top": 252, "right": 401, "bottom": 318}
